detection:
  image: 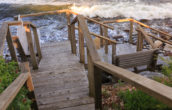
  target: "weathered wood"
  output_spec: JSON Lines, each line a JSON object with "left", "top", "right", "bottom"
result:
{"left": 7, "top": 21, "right": 36, "bottom": 28}
{"left": 148, "top": 33, "right": 172, "bottom": 45}
{"left": 12, "top": 36, "right": 27, "bottom": 61}
{"left": 77, "top": 15, "right": 101, "bottom": 62}
{"left": 66, "top": 12, "right": 71, "bottom": 41}
{"left": 32, "top": 41, "right": 94, "bottom": 110}
{"left": 70, "top": 16, "right": 78, "bottom": 25}
{"left": 20, "top": 62, "right": 34, "bottom": 91}
{"left": 129, "top": 20, "right": 133, "bottom": 44}
{"left": 0, "top": 23, "right": 8, "bottom": 56}
{"left": 112, "top": 49, "right": 158, "bottom": 69}
{"left": 25, "top": 25, "right": 38, "bottom": 69}
{"left": 33, "top": 27, "right": 42, "bottom": 61}
{"left": 87, "top": 48, "right": 95, "bottom": 97}
{"left": 138, "top": 25, "right": 156, "bottom": 49}
{"left": 14, "top": 9, "right": 69, "bottom": 18}
{"left": 78, "top": 22, "right": 85, "bottom": 63}
{"left": 112, "top": 43, "right": 116, "bottom": 64}
{"left": 103, "top": 18, "right": 131, "bottom": 24}
{"left": 100, "top": 25, "right": 104, "bottom": 47}
{"left": 94, "top": 66, "right": 102, "bottom": 110}
{"left": 6, "top": 27, "right": 18, "bottom": 62}
{"left": 85, "top": 17, "right": 114, "bottom": 30}
{"left": 103, "top": 27, "right": 108, "bottom": 54}
{"left": 0, "top": 72, "right": 29, "bottom": 110}
{"left": 70, "top": 24, "right": 77, "bottom": 54}
{"left": 90, "top": 32, "right": 116, "bottom": 44}
{"left": 94, "top": 61, "right": 172, "bottom": 108}
{"left": 137, "top": 30, "right": 143, "bottom": 51}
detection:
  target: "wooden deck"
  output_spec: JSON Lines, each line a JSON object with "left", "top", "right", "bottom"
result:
{"left": 31, "top": 41, "right": 94, "bottom": 110}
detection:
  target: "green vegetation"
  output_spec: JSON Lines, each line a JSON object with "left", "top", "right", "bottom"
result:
{"left": 118, "top": 56, "right": 172, "bottom": 110}
{"left": 0, "top": 57, "right": 32, "bottom": 110}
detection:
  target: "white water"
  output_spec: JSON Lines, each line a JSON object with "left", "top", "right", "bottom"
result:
{"left": 71, "top": 2, "right": 172, "bottom": 20}
{"left": 0, "top": 0, "right": 172, "bottom": 20}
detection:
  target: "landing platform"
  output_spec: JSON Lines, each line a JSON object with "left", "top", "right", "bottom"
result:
{"left": 31, "top": 41, "right": 94, "bottom": 110}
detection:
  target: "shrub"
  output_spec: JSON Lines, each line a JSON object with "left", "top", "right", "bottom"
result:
{"left": 118, "top": 56, "right": 172, "bottom": 110}
{"left": 118, "top": 90, "right": 171, "bottom": 110}
{"left": 0, "top": 57, "right": 32, "bottom": 110}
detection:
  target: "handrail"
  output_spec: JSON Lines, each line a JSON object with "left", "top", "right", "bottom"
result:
{"left": 0, "top": 62, "right": 33, "bottom": 110}
{"left": 76, "top": 14, "right": 172, "bottom": 109}
{"left": 94, "top": 61, "right": 172, "bottom": 108}
{"left": 137, "top": 25, "right": 156, "bottom": 49}
{"left": 0, "top": 23, "right": 8, "bottom": 56}
{"left": 148, "top": 33, "right": 172, "bottom": 45}
{"left": 14, "top": 9, "right": 114, "bottom": 30}
{"left": 103, "top": 18, "right": 172, "bottom": 40}
{"left": 77, "top": 15, "right": 101, "bottom": 62}
{"left": 90, "top": 32, "right": 117, "bottom": 44}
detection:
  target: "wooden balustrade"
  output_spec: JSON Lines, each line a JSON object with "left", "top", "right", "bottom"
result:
{"left": 77, "top": 15, "right": 172, "bottom": 110}
{"left": 0, "top": 62, "right": 34, "bottom": 110}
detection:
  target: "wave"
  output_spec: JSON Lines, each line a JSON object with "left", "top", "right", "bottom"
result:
{"left": 71, "top": 2, "right": 172, "bottom": 20}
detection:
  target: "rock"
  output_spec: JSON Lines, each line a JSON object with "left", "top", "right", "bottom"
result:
{"left": 164, "top": 43, "right": 172, "bottom": 53}
{"left": 154, "top": 40, "right": 163, "bottom": 48}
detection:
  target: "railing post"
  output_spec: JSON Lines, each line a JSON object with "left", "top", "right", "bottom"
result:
{"left": 70, "top": 24, "right": 77, "bottom": 54}
{"left": 87, "top": 47, "right": 95, "bottom": 97}
{"left": 6, "top": 27, "right": 18, "bottom": 62}
{"left": 129, "top": 20, "right": 133, "bottom": 44}
{"left": 66, "top": 12, "right": 71, "bottom": 41}
{"left": 78, "top": 22, "right": 85, "bottom": 63}
{"left": 32, "top": 27, "right": 42, "bottom": 61}
{"left": 20, "top": 62, "right": 34, "bottom": 91}
{"left": 103, "top": 27, "right": 109, "bottom": 54}
{"left": 94, "top": 65, "right": 102, "bottom": 110}
{"left": 137, "top": 29, "right": 144, "bottom": 52}
{"left": 112, "top": 43, "right": 116, "bottom": 64}
{"left": 100, "top": 25, "right": 104, "bottom": 47}
{"left": 25, "top": 24, "right": 38, "bottom": 70}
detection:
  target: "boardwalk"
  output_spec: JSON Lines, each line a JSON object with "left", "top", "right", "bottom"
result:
{"left": 31, "top": 41, "right": 94, "bottom": 110}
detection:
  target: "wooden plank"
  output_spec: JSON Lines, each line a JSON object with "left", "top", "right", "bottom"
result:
{"left": 70, "top": 24, "right": 77, "bottom": 54}
{"left": 94, "top": 61, "right": 172, "bottom": 108}
{"left": 12, "top": 36, "right": 27, "bottom": 61}
{"left": 87, "top": 48, "right": 95, "bottom": 97}
{"left": 6, "top": 27, "right": 18, "bottom": 62}
{"left": 0, "top": 72, "right": 29, "bottom": 110}
{"left": 77, "top": 15, "right": 101, "bottom": 62}
{"left": 59, "top": 104, "right": 94, "bottom": 110}
{"left": 39, "top": 96, "right": 94, "bottom": 110}
{"left": 25, "top": 24, "right": 38, "bottom": 69}
{"left": 78, "top": 22, "right": 85, "bottom": 63}
{"left": 103, "top": 27, "right": 108, "bottom": 54}
{"left": 85, "top": 17, "right": 114, "bottom": 30}
{"left": 66, "top": 12, "right": 71, "bottom": 41}
{"left": 138, "top": 25, "right": 156, "bottom": 49}
{"left": 129, "top": 21, "right": 133, "bottom": 44}
{"left": 32, "top": 27, "right": 42, "bottom": 61}
{"left": 100, "top": 25, "right": 104, "bottom": 47}
{"left": 148, "top": 33, "right": 172, "bottom": 45}
{"left": 112, "top": 43, "right": 116, "bottom": 64}
{"left": 0, "top": 23, "right": 8, "bottom": 56}
{"left": 103, "top": 18, "right": 131, "bottom": 24}
{"left": 20, "top": 62, "right": 34, "bottom": 91}
{"left": 94, "top": 66, "right": 102, "bottom": 110}
{"left": 137, "top": 30, "right": 142, "bottom": 51}
{"left": 7, "top": 21, "right": 36, "bottom": 28}
{"left": 15, "top": 9, "right": 69, "bottom": 18}
{"left": 70, "top": 16, "right": 78, "bottom": 25}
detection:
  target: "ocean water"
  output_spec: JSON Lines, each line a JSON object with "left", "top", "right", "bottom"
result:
{"left": 0, "top": 0, "right": 172, "bottom": 20}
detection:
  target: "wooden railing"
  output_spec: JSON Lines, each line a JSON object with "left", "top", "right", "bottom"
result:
{"left": 11, "top": 9, "right": 172, "bottom": 109}
{"left": 0, "top": 21, "right": 41, "bottom": 109}
{"left": 75, "top": 15, "right": 172, "bottom": 110}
